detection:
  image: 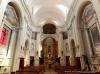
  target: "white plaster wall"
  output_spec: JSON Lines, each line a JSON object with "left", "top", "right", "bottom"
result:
{"left": 92, "top": 0, "right": 100, "bottom": 40}
{"left": 0, "top": 0, "right": 100, "bottom": 72}
{"left": 0, "top": 0, "right": 37, "bottom": 73}
{"left": 66, "top": 0, "right": 100, "bottom": 70}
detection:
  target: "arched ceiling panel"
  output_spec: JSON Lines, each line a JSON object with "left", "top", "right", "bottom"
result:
{"left": 24, "top": 0, "right": 73, "bottom": 27}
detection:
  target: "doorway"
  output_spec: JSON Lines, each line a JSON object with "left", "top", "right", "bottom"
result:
{"left": 19, "top": 58, "right": 24, "bottom": 70}
{"left": 66, "top": 56, "right": 70, "bottom": 66}
{"left": 30, "top": 56, "right": 34, "bottom": 66}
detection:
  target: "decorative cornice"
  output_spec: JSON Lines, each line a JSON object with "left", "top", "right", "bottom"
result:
{"left": 20, "top": 0, "right": 37, "bottom": 31}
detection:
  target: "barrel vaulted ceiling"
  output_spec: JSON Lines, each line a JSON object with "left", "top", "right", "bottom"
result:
{"left": 24, "top": 0, "right": 73, "bottom": 27}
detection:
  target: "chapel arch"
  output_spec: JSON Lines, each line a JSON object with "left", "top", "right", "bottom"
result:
{"left": 77, "top": 1, "right": 100, "bottom": 71}
{"left": 41, "top": 37, "right": 58, "bottom": 68}
{"left": 41, "top": 37, "right": 58, "bottom": 58}
{"left": 2, "top": 2, "right": 21, "bottom": 56}
{"left": 0, "top": 2, "right": 22, "bottom": 72}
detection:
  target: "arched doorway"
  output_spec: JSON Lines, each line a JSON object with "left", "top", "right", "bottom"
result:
{"left": 41, "top": 37, "right": 58, "bottom": 69}
{"left": 0, "top": 2, "right": 21, "bottom": 73}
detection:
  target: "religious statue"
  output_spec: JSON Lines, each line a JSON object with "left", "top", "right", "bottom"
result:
{"left": 47, "top": 53, "right": 52, "bottom": 69}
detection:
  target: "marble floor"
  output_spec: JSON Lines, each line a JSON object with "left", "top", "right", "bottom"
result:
{"left": 44, "top": 69, "right": 57, "bottom": 74}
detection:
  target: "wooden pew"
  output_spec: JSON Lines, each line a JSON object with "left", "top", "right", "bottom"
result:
{"left": 16, "top": 65, "right": 44, "bottom": 74}
{"left": 11, "top": 72, "right": 15, "bottom": 74}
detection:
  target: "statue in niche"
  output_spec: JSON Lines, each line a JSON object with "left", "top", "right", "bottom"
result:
{"left": 47, "top": 53, "right": 52, "bottom": 69}
{"left": 47, "top": 46, "right": 53, "bottom": 68}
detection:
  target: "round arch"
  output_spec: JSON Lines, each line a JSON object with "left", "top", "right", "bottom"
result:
{"left": 7, "top": 1, "right": 22, "bottom": 27}
{"left": 76, "top": 1, "right": 93, "bottom": 56}
{"left": 1, "top": 2, "right": 22, "bottom": 56}
{"left": 41, "top": 37, "right": 58, "bottom": 66}
{"left": 76, "top": 1, "right": 92, "bottom": 27}
{"left": 42, "top": 37, "right": 57, "bottom": 45}
{"left": 41, "top": 35, "right": 58, "bottom": 42}
{"left": 3, "top": 2, "right": 23, "bottom": 71}
{"left": 41, "top": 37, "right": 58, "bottom": 57}
{"left": 75, "top": 1, "right": 94, "bottom": 70}
{"left": 76, "top": 0, "right": 100, "bottom": 59}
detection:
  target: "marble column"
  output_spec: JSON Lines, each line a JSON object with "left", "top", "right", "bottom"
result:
{"left": 34, "top": 32, "right": 40, "bottom": 66}
{"left": 58, "top": 32, "right": 66, "bottom": 66}
{"left": 10, "top": 30, "right": 20, "bottom": 72}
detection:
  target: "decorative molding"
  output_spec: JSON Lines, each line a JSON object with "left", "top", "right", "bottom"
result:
{"left": 20, "top": 0, "right": 35, "bottom": 29}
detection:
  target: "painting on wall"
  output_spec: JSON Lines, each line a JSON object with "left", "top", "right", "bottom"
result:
{"left": 0, "top": 26, "right": 9, "bottom": 46}
{"left": 5, "top": 5, "right": 18, "bottom": 26}
{"left": 90, "top": 25, "right": 100, "bottom": 47}
{"left": 0, "top": 25, "right": 11, "bottom": 57}
{"left": 90, "top": 25, "right": 100, "bottom": 55}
